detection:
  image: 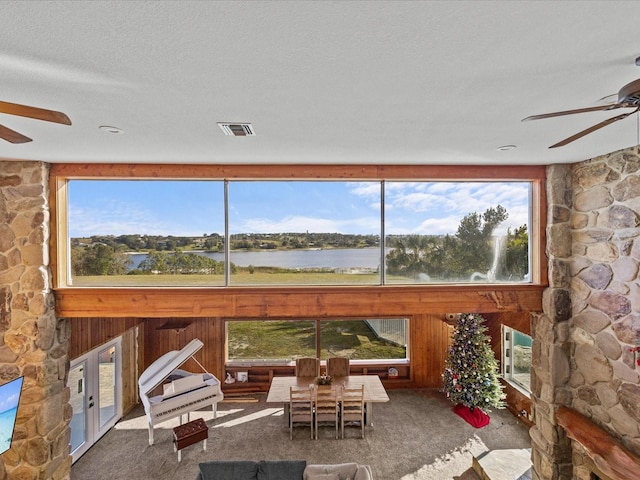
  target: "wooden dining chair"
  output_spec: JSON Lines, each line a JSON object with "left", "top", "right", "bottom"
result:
{"left": 295, "top": 357, "right": 320, "bottom": 377}
{"left": 340, "top": 384, "right": 365, "bottom": 439}
{"left": 326, "top": 357, "right": 350, "bottom": 377}
{"left": 289, "top": 385, "right": 314, "bottom": 440}
{"left": 314, "top": 385, "right": 339, "bottom": 439}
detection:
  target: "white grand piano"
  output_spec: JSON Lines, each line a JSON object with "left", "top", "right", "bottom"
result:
{"left": 138, "top": 338, "right": 223, "bottom": 445}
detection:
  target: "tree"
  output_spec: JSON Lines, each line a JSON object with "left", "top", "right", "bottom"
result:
{"left": 453, "top": 205, "right": 508, "bottom": 278}
{"left": 504, "top": 225, "right": 529, "bottom": 280}
{"left": 386, "top": 206, "right": 511, "bottom": 280}
{"left": 71, "top": 243, "right": 132, "bottom": 275}
{"left": 442, "top": 313, "right": 505, "bottom": 411}
{"left": 386, "top": 235, "right": 425, "bottom": 277}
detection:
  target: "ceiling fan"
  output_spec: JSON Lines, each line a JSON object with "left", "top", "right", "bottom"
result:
{"left": 523, "top": 78, "right": 640, "bottom": 148}
{"left": 0, "top": 100, "right": 71, "bottom": 144}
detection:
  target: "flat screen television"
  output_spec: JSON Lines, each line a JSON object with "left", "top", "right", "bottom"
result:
{"left": 0, "top": 376, "right": 23, "bottom": 455}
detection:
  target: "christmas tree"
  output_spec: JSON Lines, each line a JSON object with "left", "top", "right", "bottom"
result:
{"left": 442, "top": 313, "right": 505, "bottom": 413}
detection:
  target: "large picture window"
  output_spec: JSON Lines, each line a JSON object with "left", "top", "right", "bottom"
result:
{"left": 62, "top": 176, "right": 535, "bottom": 288}
{"left": 227, "top": 318, "right": 408, "bottom": 363}
{"left": 385, "top": 181, "right": 531, "bottom": 284}
{"left": 67, "top": 180, "right": 225, "bottom": 287}
{"left": 228, "top": 181, "right": 381, "bottom": 285}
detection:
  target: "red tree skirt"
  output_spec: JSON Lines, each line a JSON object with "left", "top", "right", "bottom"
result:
{"left": 453, "top": 404, "right": 490, "bottom": 428}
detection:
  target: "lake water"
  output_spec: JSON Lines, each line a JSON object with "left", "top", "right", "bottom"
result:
{"left": 128, "top": 248, "right": 391, "bottom": 270}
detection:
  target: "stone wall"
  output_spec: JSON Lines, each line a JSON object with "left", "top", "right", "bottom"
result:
{"left": 531, "top": 149, "right": 640, "bottom": 480}
{"left": 530, "top": 164, "right": 573, "bottom": 480}
{"left": 569, "top": 148, "right": 640, "bottom": 477}
{"left": 0, "top": 161, "right": 71, "bottom": 480}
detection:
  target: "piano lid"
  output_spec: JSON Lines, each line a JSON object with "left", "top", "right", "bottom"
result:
{"left": 138, "top": 338, "right": 205, "bottom": 397}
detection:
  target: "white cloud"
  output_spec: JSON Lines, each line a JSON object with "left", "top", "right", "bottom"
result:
{"left": 348, "top": 182, "right": 380, "bottom": 197}
{"left": 385, "top": 181, "right": 530, "bottom": 233}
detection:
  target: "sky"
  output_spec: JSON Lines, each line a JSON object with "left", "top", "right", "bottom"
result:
{"left": 68, "top": 180, "right": 530, "bottom": 238}
{"left": 0, "top": 377, "right": 23, "bottom": 414}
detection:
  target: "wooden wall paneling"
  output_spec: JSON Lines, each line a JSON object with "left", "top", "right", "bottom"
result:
{"left": 426, "top": 315, "right": 454, "bottom": 388}
{"left": 121, "top": 327, "right": 139, "bottom": 415}
{"left": 409, "top": 314, "right": 453, "bottom": 388}
{"left": 68, "top": 317, "right": 143, "bottom": 360}
{"left": 141, "top": 318, "right": 226, "bottom": 383}
{"left": 55, "top": 285, "right": 544, "bottom": 319}
{"left": 409, "top": 314, "right": 428, "bottom": 386}
{"left": 68, "top": 318, "right": 90, "bottom": 360}
{"left": 50, "top": 163, "right": 546, "bottom": 182}
{"left": 503, "top": 382, "right": 533, "bottom": 427}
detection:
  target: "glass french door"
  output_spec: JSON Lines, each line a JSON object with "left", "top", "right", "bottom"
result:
{"left": 69, "top": 337, "right": 122, "bottom": 463}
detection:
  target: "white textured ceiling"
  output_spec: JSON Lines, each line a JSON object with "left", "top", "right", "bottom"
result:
{"left": 2, "top": 0, "right": 640, "bottom": 166}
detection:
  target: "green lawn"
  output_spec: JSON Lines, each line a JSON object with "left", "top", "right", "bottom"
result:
{"left": 228, "top": 319, "right": 406, "bottom": 360}
{"left": 70, "top": 271, "right": 388, "bottom": 286}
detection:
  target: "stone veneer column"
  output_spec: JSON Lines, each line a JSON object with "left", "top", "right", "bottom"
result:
{"left": 0, "top": 161, "right": 71, "bottom": 480}
{"left": 529, "top": 164, "right": 573, "bottom": 480}
{"left": 567, "top": 149, "right": 640, "bottom": 478}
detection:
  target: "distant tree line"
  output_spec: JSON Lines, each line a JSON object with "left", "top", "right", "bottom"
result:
{"left": 70, "top": 205, "right": 528, "bottom": 279}
{"left": 71, "top": 232, "right": 379, "bottom": 253}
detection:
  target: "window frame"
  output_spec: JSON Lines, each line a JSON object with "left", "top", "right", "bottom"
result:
{"left": 52, "top": 164, "right": 546, "bottom": 290}
{"left": 501, "top": 325, "right": 532, "bottom": 397}
{"left": 225, "top": 317, "right": 409, "bottom": 366}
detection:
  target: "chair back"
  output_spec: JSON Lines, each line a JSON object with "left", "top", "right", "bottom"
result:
{"left": 326, "top": 357, "right": 350, "bottom": 377}
{"left": 289, "top": 385, "right": 313, "bottom": 439}
{"left": 314, "top": 385, "right": 339, "bottom": 439}
{"left": 295, "top": 357, "right": 320, "bottom": 377}
{"left": 340, "top": 384, "right": 365, "bottom": 439}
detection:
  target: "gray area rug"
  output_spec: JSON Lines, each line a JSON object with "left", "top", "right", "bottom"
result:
{"left": 71, "top": 389, "right": 531, "bottom": 480}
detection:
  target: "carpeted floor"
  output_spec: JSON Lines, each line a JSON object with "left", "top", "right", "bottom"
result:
{"left": 71, "top": 389, "right": 532, "bottom": 480}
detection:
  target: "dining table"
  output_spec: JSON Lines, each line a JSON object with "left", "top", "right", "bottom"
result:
{"left": 266, "top": 375, "right": 389, "bottom": 426}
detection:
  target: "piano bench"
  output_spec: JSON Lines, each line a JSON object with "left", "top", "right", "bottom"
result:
{"left": 173, "top": 418, "right": 208, "bottom": 462}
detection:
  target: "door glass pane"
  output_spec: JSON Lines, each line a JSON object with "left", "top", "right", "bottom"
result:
{"left": 511, "top": 330, "right": 532, "bottom": 391}
{"left": 98, "top": 346, "right": 117, "bottom": 429}
{"left": 69, "top": 362, "right": 86, "bottom": 453}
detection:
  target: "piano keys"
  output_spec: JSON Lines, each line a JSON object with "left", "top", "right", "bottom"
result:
{"left": 138, "top": 338, "right": 223, "bottom": 445}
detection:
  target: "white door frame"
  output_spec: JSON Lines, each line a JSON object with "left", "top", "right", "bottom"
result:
{"left": 69, "top": 336, "right": 122, "bottom": 463}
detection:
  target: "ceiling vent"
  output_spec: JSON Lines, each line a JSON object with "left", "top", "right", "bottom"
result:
{"left": 218, "top": 123, "right": 255, "bottom": 136}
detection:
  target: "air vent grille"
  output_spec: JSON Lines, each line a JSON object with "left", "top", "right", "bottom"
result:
{"left": 218, "top": 123, "right": 255, "bottom": 136}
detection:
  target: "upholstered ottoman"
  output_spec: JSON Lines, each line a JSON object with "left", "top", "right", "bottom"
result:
{"left": 173, "top": 418, "right": 208, "bottom": 462}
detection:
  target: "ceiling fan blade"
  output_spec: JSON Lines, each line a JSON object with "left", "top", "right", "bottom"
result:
{"left": 0, "top": 100, "right": 71, "bottom": 125}
{"left": 522, "top": 104, "right": 625, "bottom": 121}
{"left": 0, "top": 124, "right": 33, "bottom": 143}
{"left": 549, "top": 108, "right": 639, "bottom": 148}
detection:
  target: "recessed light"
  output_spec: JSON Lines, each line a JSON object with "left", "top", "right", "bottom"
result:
{"left": 99, "top": 125, "right": 124, "bottom": 134}
{"left": 497, "top": 145, "right": 516, "bottom": 151}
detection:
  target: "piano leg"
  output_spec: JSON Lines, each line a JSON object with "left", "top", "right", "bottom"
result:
{"left": 148, "top": 422, "right": 155, "bottom": 446}
{"left": 178, "top": 412, "right": 190, "bottom": 425}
